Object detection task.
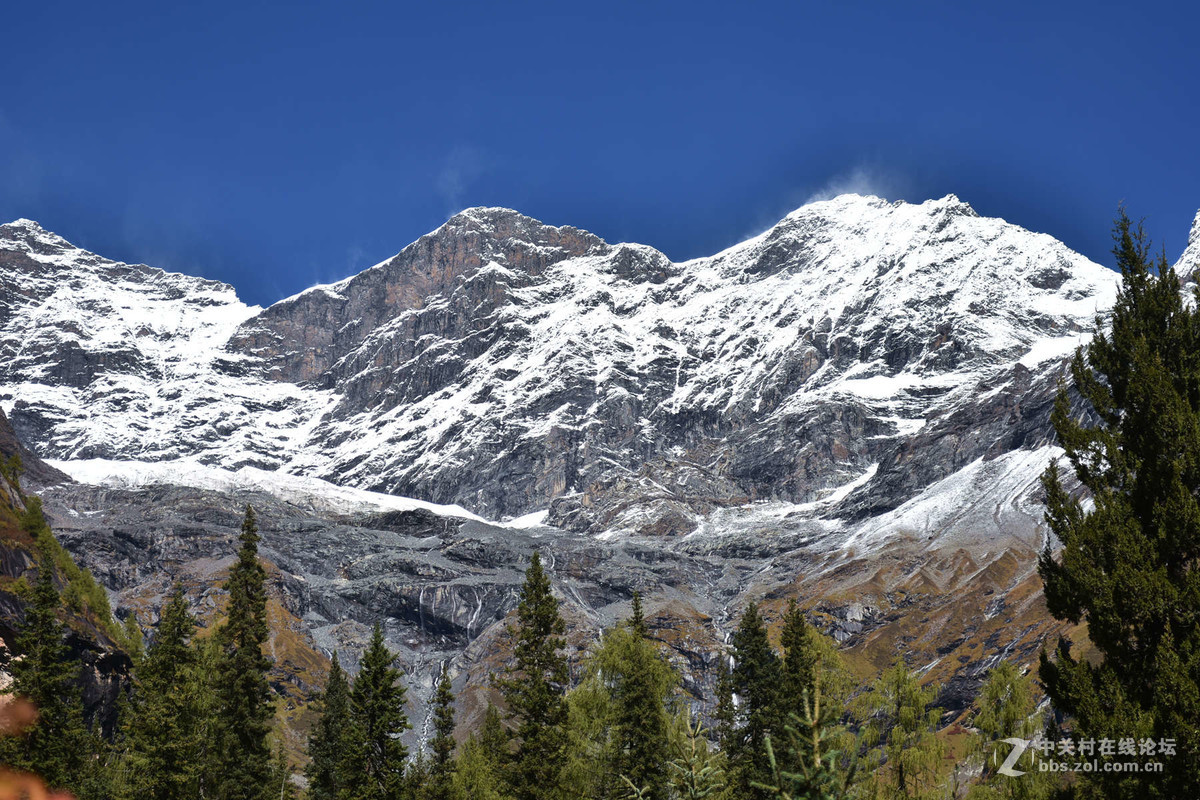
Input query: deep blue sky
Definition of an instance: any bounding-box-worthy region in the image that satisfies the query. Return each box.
[2,0,1197,307]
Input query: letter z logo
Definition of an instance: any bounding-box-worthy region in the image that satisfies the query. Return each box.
[997,737,1030,777]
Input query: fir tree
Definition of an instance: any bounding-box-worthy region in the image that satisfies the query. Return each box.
[342,622,410,800]
[729,603,782,799]
[496,551,569,800]
[0,548,88,792]
[611,604,673,800]
[667,713,726,800]
[270,740,297,800]
[713,656,736,758]
[778,601,817,725]
[119,588,207,800]
[305,652,352,800]
[213,504,275,800]
[477,704,510,767]
[428,663,458,800]
[451,735,509,800]
[1038,210,1200,797]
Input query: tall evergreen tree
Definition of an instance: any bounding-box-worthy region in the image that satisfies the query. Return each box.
[611,603,673,800]
[778,601,817,726]
[305,652,352,800]
[427,663,458,800]
[1039,210,1200,797]
[0,546,88,792]
[497,551,569,800]
[342,622,410,800]
[120,587,207,800]
[729,603,782,800]
[213,504,275,800]
[713,656,736,759]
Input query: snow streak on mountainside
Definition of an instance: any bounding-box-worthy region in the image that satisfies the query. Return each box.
[1,197,1121,530]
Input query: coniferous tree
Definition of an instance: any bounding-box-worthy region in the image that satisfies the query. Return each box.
[270,740,298,800]
[778,601,817,725]
[1038,210,1200,798]
[858,659,944,800]
[213,504,275,800]
[427,663,457,800]
[120,588,207,800]
[965,662,1051,800]
[305,652,352,800]
[667,713,726,800]
[497,551,569,800]
[0,548,88,792]
[713,656,736,759]
[729,603,782,799]
[477,704,510,767]
[342,622,410,800]
[611,600,673,800]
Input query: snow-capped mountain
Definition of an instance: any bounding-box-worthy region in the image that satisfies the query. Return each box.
[1,196,1119,531]
[9,196,1192,737]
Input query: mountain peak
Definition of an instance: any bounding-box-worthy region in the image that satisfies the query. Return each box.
[0,218,74,252]
[1177,208,1200,275]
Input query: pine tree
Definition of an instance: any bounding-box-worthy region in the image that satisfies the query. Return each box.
[213,504,275,800]
[713,656,736,758]
[270,740,297,800]
[729,603,782,799]
[427,663,458,800]
[858,659,944,800]
[611,603,673,800]
[0,548,88,792]
[496,551,569,800]
[119,588,207,800]
[305,652,352,800]
[778,601,817,726]
[1038,210,1200,797]
[342,622,410,800]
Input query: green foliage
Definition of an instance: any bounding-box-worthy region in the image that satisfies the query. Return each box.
[857,659,945,800]
[667,712,726,800]
[728,603,783,799]
[564,604,677,800]
[427,663,458,800]
[1038,210,1200,798]
[341,622,410,800]
[754,671,858,800]
[965,662,1053,800]
[452,734,511,800]
[0,553,89,792]
[213,504,275,800]
[121,613,144,663]
[497,551,569,800]
[270,739,298,800]
[0,452,23,493]
[117,588,210,800]
[305,652,352,800]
